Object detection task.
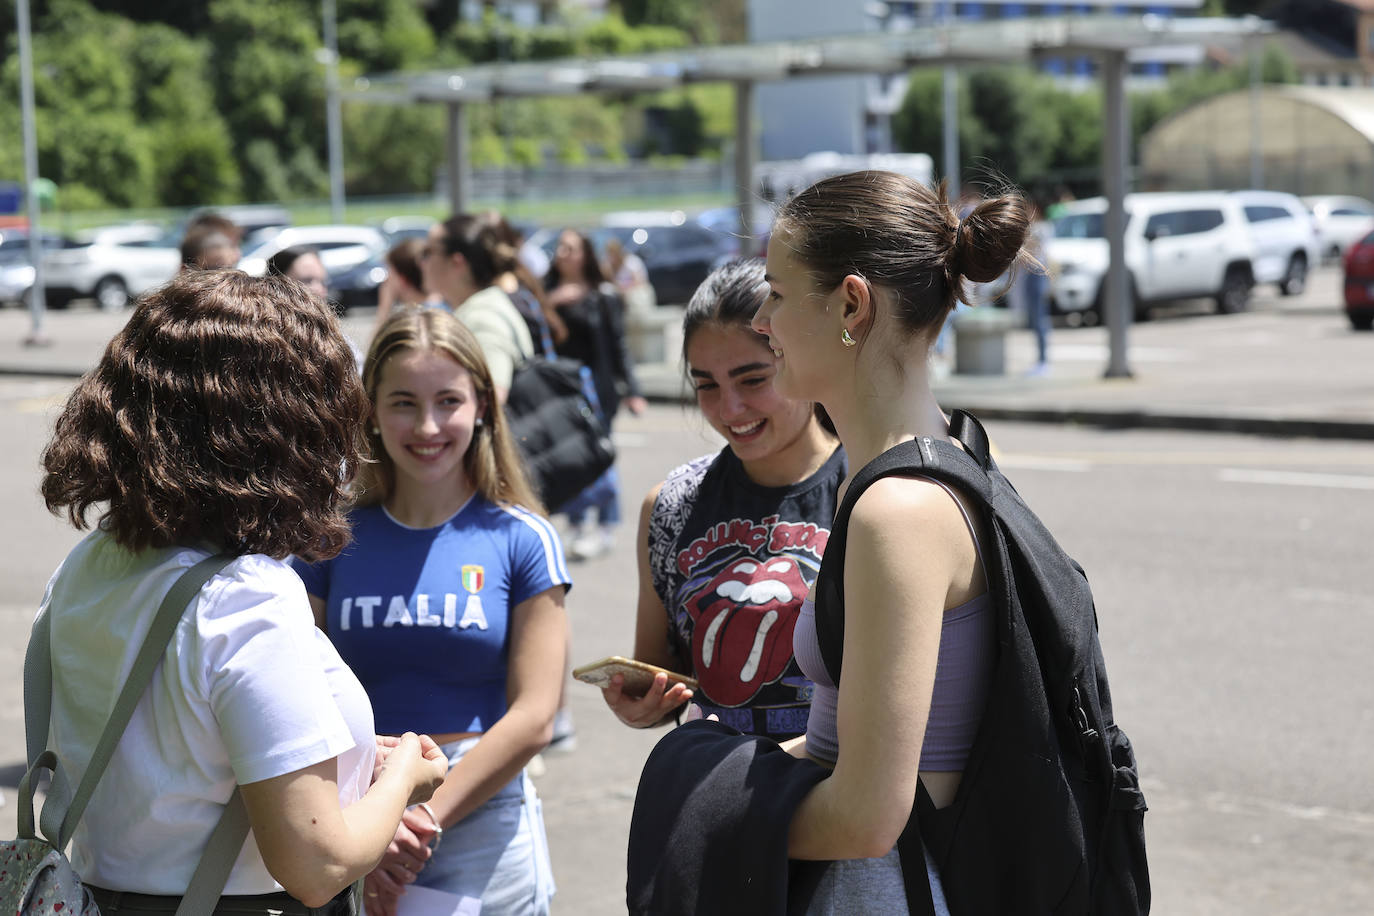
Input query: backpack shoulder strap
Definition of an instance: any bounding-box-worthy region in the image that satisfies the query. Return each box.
[38,553,237,850]
[813,418,995,686]
[25,552,260,911]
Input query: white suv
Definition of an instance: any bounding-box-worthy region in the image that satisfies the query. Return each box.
[1048,192,1257,321]
[237,225,389,277]
[1229,190,1321,296]
[41,223,180,311]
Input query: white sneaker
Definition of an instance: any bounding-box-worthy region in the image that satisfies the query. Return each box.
[547,708,577,755]
[570,528,613,561]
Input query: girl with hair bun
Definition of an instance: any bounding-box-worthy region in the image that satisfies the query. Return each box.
[293,307,569,916]
[751,170,1032,911]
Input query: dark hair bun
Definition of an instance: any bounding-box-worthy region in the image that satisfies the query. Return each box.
[952,194,1032,284]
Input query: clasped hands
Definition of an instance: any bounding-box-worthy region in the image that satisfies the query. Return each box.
[365,735,448,916]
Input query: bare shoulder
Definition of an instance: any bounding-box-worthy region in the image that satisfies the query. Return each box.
[848,475,972,556]
[638,481,666,527]
[850,474,965,527]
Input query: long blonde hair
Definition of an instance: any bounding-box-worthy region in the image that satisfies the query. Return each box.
[355,307,545,515]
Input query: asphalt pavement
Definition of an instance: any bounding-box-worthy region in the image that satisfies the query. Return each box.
[1,264,1366,440]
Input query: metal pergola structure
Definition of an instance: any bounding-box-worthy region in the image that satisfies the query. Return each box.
[346,14,1274,377]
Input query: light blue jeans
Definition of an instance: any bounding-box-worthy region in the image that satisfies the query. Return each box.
[803,845,949,915]
[413,738,555,916]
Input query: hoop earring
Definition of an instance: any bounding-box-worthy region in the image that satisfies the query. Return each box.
[841,328,857,348]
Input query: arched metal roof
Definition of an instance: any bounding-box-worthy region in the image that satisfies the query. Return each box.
[346,12,1273,379]
[345,14,1271,104]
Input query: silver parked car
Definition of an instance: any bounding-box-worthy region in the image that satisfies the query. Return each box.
[42,224,180,310]
[237,225,390,278]
[1302,194,1374,261]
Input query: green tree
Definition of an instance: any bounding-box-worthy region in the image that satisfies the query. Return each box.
[343,103,445,195]
[208,0,327,200]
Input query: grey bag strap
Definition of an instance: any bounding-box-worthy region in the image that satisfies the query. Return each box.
[23,553,252,912]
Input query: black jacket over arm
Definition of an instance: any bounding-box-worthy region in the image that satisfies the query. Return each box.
[628,720,832,916]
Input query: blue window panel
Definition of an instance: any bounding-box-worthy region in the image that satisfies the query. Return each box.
[1044,3,1065,13]
[1003,3,1028,16]
[1143,61,1165,77]
[1146,5,1174,14]
[1043,57,1067,75]
[1074,56,1093,76]
[961,3,987,20]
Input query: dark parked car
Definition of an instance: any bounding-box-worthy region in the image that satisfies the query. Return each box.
[591,216,738,306]
[329,252,390,312]
[1341,228,1374,330]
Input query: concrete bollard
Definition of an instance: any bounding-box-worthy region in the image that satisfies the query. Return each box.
[952,307,1018,376]
[625,305,685,365]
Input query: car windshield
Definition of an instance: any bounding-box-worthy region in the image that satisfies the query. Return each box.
[1055,212,1105,238]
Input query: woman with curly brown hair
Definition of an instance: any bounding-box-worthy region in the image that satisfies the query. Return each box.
[293,307,570,916]
[34,270,449,915]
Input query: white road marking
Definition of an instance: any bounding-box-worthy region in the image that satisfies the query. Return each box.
[1218,468,1374,491]
[997,455,1094,472]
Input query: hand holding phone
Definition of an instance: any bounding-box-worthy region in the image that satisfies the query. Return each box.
[578,656,699,729]
[573,656,698,696]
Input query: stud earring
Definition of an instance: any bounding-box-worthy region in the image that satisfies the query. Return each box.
[841,328,857,348]
[474,417,484,427]
[370,426,380,435]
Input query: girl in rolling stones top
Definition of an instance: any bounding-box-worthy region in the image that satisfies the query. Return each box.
[600,259,845,740]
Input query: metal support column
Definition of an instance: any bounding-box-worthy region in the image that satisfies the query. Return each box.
[1249,39,1263,190]
[734,80,757,245]
[446,101,470,215]
[1101,49,1132,379]
[322,0,345,223]
[17,0,48,346]
[942,65,960,200]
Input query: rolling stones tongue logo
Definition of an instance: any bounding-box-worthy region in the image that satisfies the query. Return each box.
[686,556,807,707]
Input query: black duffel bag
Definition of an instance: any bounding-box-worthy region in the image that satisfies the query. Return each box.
[505,356,616,513]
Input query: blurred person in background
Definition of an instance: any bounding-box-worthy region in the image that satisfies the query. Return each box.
[1012,199,1053,376]
[294,307,567,916]
[600,259,844,738]
[421,215,535,403]
[603,236,656,317]
[179,225,240,271]
[372,238,431,335]
[267,246,330,304]
[180,212,243,271]
[544,228,647,562]
[478,212,565,357]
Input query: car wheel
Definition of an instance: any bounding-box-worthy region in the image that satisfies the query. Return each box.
[1216,266,1252,314]
[1279,254,1307,297]
[1351,313,1374,332]
[94,275,130,312]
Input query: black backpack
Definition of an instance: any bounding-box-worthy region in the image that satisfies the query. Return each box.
[813,410,1149,915]
[505,355,616,513]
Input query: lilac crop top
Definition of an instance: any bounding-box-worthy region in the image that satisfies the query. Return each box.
[793,479,994,771]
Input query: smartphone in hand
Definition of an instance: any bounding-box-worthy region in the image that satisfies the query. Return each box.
[572,656,699,697]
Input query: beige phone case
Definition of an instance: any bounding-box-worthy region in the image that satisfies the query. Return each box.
[572,655,699,695]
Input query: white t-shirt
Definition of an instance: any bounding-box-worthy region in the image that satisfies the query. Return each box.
[40,529,375,895]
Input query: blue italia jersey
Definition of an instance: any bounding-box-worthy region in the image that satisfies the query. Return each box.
[293,498,570,736]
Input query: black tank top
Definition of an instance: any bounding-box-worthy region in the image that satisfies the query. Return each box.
[648,444,846,739]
